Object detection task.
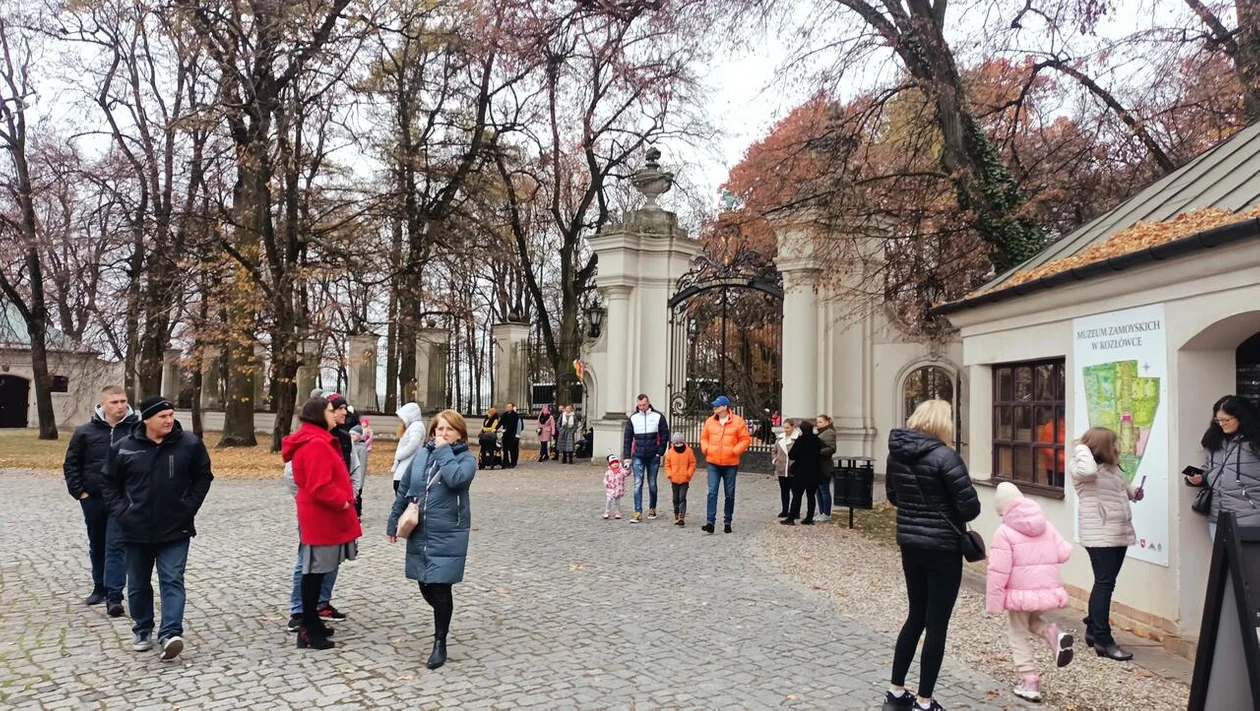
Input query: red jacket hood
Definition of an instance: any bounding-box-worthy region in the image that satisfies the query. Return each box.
[282,422,334,463]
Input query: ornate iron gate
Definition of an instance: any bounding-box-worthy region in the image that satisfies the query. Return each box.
[666,244,782,472]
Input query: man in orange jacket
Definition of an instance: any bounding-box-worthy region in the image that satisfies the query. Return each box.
[699,395,752,534]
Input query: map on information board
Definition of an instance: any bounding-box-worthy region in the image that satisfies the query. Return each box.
[1081,360,1161,484]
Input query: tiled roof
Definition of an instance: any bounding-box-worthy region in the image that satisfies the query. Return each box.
[971,121,1260,297]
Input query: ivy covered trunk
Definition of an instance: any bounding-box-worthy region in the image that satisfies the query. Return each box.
[897,5,1046,275]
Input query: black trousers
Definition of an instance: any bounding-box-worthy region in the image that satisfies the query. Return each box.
[419,582,453,639]
[777,477,791,515]
[1085,546,1127,646]
[787,480,817,521]
[502,437,520,468]
[891,547,963,699]
[671,482,689,515]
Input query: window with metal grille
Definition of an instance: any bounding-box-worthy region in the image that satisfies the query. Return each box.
[992,359,1066,494]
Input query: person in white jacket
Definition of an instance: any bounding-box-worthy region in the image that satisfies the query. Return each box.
[1068,427,1144,662]
[393,402,427,493]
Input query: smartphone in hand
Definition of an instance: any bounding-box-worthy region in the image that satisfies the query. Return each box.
[1181,465,1204,478]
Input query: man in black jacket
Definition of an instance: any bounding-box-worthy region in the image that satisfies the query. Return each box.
[100,396,214,662]
[63,385,137,616]
[498,402,523,469]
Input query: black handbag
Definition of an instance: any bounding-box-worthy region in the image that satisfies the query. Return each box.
[1192,442,1239,515]
[904,469,986,562]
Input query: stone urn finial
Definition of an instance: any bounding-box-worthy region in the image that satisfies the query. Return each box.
[630,146,673,209]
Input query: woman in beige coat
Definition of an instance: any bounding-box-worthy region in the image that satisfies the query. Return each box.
[1068,427,1145,662]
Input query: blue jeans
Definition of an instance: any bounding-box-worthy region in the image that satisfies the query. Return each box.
[816,474,833,516]
[289,538,338,615]
[632,456,660,513]
[79,496,126,601]
[125,538,191,642]
[706,465,738,526]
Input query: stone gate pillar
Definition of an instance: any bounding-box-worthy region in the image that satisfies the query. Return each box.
[587,148,701,458]
[491,320,530,411]
[415,327,447,414]
[773,214,878,457]
[347,333,380,412]
[199,346,223,410]
[251,343,268,411]
[296,339,322,399]
[775,221,822,420]
[161,349,182,402]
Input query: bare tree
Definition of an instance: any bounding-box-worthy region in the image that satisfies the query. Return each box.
[0,15,56,438]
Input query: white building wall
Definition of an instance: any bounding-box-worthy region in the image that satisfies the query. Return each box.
[0,348,124,430]
[947,239,1260,646]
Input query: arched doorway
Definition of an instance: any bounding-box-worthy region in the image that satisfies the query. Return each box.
[902,365,954,419]
[1237,331,1260,406]
[0,374,30,428]
[902,364,961,450]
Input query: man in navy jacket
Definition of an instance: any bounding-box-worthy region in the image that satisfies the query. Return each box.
[622,394,670,522]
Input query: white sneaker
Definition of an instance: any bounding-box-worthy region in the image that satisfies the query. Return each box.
[818,514,831,522]
[1013,673,1041,702]
[160,636,184,661]
[131,632,153,652]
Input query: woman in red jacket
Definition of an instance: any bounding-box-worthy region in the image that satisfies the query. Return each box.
[282,397,363,650]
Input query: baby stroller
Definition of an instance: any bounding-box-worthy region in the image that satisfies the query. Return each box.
[478,430,502,470]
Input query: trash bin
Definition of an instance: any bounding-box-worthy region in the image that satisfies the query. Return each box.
[833,456,875,528]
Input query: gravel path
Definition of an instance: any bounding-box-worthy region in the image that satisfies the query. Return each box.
[755,499,1191,710]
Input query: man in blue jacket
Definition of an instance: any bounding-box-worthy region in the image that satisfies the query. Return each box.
[100,397,214,662]
[63,385,137,617]
[622,394,670,522]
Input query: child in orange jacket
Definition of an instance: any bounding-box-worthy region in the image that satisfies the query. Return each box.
[664,432,697,526]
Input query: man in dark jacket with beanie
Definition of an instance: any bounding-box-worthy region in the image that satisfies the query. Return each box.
[100,396,214,662]
[63,385,137,616]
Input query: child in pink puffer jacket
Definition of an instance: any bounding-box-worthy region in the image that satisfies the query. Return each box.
[986,482,1075,703]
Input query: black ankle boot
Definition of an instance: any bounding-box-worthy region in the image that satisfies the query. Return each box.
[297,625,335,650]
[427,637,448,669]
[1094,642,1132,661]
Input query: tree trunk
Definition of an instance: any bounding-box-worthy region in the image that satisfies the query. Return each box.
[888,4,1045,273]
[1238,0,1260,121]
[397,286,419,405]
[384,219,402,412]
[270,332,300,452]
[218,143,267,447]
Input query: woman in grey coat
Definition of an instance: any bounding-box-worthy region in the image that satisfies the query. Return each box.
[556,405,583,465]
[1188,396,1260,541]
[387,409,477,670]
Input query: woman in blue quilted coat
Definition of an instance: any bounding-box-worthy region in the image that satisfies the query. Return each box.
[387,409,476,670]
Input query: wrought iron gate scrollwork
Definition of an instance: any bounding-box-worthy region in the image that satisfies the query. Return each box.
[666,241,783,472]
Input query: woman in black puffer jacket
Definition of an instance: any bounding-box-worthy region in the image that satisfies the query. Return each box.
[882,399,980,711]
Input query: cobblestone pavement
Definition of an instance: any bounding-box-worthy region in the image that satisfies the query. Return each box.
[0,463,1024,710]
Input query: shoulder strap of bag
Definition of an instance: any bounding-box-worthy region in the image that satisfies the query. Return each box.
[1207,439,1241,491]
[902,466,967,536]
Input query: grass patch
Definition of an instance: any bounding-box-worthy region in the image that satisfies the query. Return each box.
[0,428,402,479]
[837,501,898,547]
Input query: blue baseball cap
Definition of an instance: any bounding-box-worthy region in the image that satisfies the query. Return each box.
[711,395,731,407]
